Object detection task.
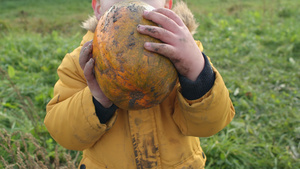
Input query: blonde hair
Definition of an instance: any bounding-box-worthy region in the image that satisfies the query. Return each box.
[83,0,198,34]
[96,0,168,3]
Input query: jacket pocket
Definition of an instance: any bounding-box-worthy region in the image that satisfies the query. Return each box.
[172,150,206,169]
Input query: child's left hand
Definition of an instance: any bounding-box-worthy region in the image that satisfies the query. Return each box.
[137,8,205,81]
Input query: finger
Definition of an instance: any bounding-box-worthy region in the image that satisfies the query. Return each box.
[137,24,175,44]
[80,40,93,56]
[153,8,185,27]
[84,58,96,82]
[79,40,93,70]
[143,10,179,33]
[144,42,178,62]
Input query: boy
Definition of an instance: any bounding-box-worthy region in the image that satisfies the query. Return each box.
[45,0,235,168]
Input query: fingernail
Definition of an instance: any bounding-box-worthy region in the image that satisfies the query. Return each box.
[144,42,151,48]
[144,10,149,15]
[88,43,93,50]
[89,58,94,63]
[137,24,144,30]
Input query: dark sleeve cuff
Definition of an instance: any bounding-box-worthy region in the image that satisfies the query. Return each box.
[178,53,215,100]
[92,97,118,124]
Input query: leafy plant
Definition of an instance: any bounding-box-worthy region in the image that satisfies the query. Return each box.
[0,129,80,169]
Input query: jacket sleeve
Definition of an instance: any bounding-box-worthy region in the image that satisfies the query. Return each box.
[179,53,215,100]
[44,33,117,151]
[172,41,235,137]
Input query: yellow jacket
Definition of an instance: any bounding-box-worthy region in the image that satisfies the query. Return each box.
[45,31,235,169]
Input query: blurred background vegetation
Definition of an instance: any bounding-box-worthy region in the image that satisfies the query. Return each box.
[0,0,299,168]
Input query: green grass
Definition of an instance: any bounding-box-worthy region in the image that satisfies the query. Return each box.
[189,0,300,168]
[0,0,92,35]
[1,0,299,168]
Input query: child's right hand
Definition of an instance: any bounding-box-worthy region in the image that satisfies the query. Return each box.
[79,40,113,108]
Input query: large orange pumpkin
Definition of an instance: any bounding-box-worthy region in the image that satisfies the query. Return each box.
[93,0,177,110]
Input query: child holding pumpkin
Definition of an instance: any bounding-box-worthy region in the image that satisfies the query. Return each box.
[45,0,235,168]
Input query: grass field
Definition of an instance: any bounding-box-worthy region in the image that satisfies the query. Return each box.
[0,0,299,168]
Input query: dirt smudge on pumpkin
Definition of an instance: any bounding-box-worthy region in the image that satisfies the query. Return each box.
[114,25,120,30]
[144,50,157,66]
[111,6,122,23]
[129,91,144,108]
[116,51,124,58]
[128,42,136,47]
[113,13,122,23]
[116,51,125,73]
[101,18,110,33]
[112,39,119,47]
[113,16,120,23]
[127,4,138,13]
[153,92,160,100]
[127,33,136,49]
[150,87,155,92]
